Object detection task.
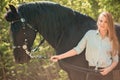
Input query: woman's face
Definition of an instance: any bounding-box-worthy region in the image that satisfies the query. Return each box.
[97,14,108,32]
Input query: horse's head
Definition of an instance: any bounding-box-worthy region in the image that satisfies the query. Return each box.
[5,5,37,63]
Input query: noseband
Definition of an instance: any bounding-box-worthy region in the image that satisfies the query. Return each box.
[12,18,45,59]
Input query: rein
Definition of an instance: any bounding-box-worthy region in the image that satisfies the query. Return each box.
[59,60,100,73]
[12,18,45,59]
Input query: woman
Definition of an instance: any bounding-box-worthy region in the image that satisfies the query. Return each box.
[50,12,119,80]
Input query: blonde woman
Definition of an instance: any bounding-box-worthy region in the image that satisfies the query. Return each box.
[50,12,119,80]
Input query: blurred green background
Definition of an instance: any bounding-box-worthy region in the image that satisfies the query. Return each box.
[0,0,120,80]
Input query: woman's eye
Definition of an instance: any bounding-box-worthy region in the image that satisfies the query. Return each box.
[100,20,102,22]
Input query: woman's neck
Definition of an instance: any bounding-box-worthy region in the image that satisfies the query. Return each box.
[99,30,108,39]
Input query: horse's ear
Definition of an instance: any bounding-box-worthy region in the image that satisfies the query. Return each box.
[5,7,9,11]
[9,4,17,13]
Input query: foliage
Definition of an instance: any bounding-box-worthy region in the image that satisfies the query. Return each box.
[0,0,120,80]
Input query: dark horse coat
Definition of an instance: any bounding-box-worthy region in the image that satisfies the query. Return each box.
[5,1,120,80]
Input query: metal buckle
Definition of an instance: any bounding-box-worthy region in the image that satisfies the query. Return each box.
[94,66,98,72]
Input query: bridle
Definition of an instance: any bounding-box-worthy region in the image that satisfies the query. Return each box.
[11,18,45,59]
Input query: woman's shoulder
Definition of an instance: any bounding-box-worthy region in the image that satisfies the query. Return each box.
[84,30,97,38]
[86,30,97,34]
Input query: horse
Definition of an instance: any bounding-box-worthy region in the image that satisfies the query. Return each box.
[5,1,120,80]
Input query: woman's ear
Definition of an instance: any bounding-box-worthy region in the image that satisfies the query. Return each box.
[9,4,17,13]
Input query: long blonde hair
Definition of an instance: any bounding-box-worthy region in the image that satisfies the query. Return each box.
[98,12,119,55]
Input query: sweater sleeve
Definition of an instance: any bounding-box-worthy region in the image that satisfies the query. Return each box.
[112,54,119,62]
[73,30,90,55]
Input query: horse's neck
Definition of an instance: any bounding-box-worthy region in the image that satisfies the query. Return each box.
[37,28,60,49]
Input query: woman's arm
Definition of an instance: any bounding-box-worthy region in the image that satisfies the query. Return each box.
[50,30,90,62]
[50,49,77,62]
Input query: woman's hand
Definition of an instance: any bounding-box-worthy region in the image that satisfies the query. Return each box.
[50,55,60,62]
[99,67,111,76]
[100,61,118,76]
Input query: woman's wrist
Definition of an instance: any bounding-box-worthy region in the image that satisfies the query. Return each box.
[108,61,118,71]
[58,55,62,60]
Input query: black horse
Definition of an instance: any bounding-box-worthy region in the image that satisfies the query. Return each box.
[5,1,120,80]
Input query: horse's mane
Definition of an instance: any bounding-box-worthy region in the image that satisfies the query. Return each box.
[18,1,93,31]
[18,2,73,25]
